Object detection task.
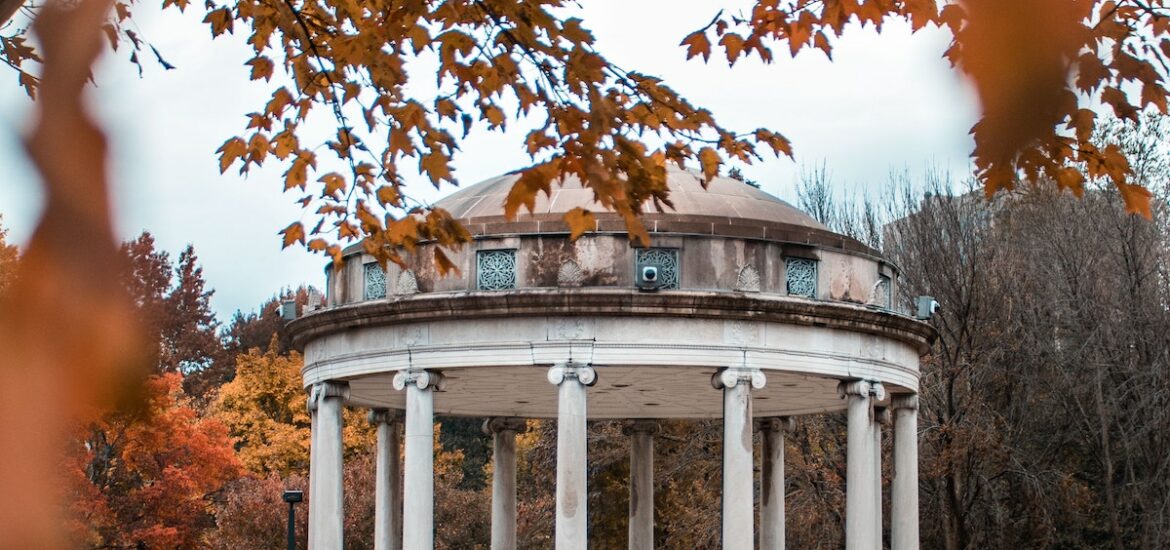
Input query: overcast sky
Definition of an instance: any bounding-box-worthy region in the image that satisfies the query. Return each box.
[0,1,979,319]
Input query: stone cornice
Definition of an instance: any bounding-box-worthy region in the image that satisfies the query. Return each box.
[288,289,937,354]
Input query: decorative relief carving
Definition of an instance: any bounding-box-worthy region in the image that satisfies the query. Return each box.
[837,379,885,401]
[392,369,446,391]
[399,325,426,347]
[785,257,817,298]
[861,334,883,359]
[891,394,919,411]
[482,417,529,435]
[368,408,401,425]
[307,380,350,412]
[869,274,891,308]
[547,363,597,386]
[734,265,761,292]
[557,261,584,287]
[754,416,795,433]
[396,270,419,295]
[554,318,587,340]
[710,367,766,390]
[724,320,759,346]
[477,250,517,290]
[364,263,387,300]
[635,248,679,289]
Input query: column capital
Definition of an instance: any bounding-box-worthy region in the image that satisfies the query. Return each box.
[622,419,661,436]
[711,367,766,390]
[891,394,919,411]
[483,417,528,435]
[874,406,891,425]
[368,408,402,426]
[392,368,446,391]
[837,379,885,401]
[754,416,795,434]
[308,380,351,411]
[547,363,597,386]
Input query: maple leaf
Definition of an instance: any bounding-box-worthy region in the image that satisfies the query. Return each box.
[681,31,711,62]
[433,248,460,277]
[719,33,745,64]
[216,137,246,173]
[280,222,305,248]
[563,207,596,241]
[246,56,273,81]
[1117,183,1154,219]
[698,147,721,182]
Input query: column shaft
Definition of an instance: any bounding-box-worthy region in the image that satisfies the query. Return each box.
[555,371,589,550]
[759,418,791,550]
[841,381,878,550]
[307,395,319,550]
[891,396,920,550]
[372,411,402,550]
[487,418,526,550]
[873,408,888,548]
[310,382,347,550]
[627,421,658,550]
[715,368,764,550]
[403,381,435,549]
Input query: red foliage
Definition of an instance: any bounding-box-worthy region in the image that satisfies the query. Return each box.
[64,373,241,548]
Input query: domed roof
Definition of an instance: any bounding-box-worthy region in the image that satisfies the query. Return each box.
[436,165,827,231]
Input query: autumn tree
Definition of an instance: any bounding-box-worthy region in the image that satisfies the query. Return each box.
[212,422,487,550]
[120,233,220,375]
[212,340,374,476]
[780,115,1170,549]
[60,234,241,548]
[66,372,241,548]
[185,285,315,398]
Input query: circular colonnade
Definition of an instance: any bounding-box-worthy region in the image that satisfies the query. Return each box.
[289,167,934,550]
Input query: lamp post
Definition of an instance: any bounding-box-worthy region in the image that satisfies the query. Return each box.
[283,490,304,550]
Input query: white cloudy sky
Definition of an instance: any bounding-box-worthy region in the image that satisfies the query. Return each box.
[0,1,979,319]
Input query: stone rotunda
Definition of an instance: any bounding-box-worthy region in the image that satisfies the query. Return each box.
[288,166,935,550]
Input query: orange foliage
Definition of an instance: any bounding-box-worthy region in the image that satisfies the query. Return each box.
[692,0,1165,218]
[65,373,241,548]
[4,0,1166,269]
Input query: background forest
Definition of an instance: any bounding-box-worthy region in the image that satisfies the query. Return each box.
[1,117,1167,549]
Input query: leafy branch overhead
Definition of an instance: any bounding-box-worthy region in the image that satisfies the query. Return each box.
[2,0,1168,268]
[684,0,1168,217]
[203,0,791,269]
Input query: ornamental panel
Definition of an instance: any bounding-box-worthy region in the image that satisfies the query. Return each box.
[635,248,679,289]
[785,257,817,298]
[364,263,387,300]
[876,274,892,309]
[477,250,517,291]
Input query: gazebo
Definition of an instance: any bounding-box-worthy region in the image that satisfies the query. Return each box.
[287,166,935,550]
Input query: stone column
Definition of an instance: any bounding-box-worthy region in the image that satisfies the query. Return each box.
[891,395,920,550]
[873,406,890,548]
[393,369,446,550]
[309,381,349,550]
[370,409,402,550]
[484,417,528,550]
[547,363,597,550]
[839,379,884,550]
[758,417,794,550]
[624,420,660,550]
[307,388,319,550]
[712,367,767,550]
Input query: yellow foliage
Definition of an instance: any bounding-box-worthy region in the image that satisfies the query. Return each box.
[211,341,373,476]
